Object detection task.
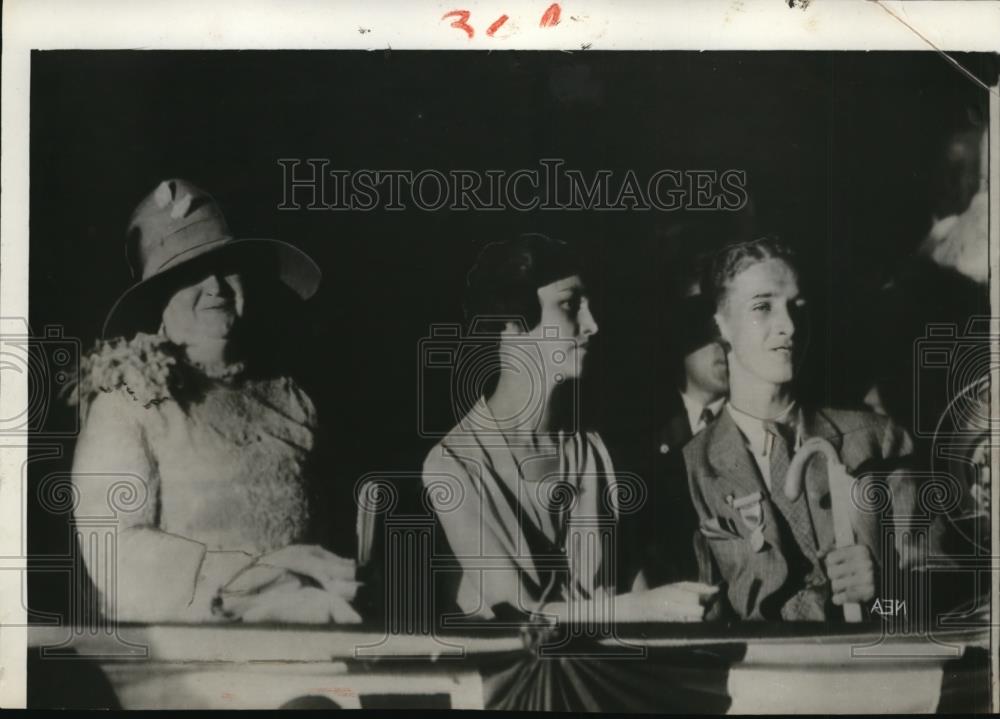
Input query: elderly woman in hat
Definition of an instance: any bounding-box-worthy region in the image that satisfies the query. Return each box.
[70,179,359,624]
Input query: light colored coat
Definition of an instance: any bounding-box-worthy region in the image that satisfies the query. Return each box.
[71,333,320,622]
[422,399,620,620]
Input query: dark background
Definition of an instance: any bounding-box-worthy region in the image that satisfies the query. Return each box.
[27,50,993,620]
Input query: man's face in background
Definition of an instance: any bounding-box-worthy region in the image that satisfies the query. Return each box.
[676,278,729,400]
[682,341,729,398]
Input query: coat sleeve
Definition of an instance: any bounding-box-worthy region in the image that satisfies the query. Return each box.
[858,413,964,616]
[72,391,253,622]
[877,416,947,570]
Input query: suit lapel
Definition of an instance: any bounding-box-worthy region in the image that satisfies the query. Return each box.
[659,410,692,456]
[707,411,788,553]
[706,410,788,608]
[670,404,693,446]
[800,407,844,453]
[707,409,768,500]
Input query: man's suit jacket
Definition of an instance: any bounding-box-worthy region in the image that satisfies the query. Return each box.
[680,405,938,621]
[655,398,695,461]
[603,392,708,592]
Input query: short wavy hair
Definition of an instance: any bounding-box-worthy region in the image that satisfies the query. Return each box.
[464,233,582,334]
[705,235,799,311]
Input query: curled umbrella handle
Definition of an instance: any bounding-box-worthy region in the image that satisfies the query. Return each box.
[785,437,841,501]
[784,436,863,623]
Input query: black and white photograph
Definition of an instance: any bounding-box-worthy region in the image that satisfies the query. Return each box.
[1,0,997,712]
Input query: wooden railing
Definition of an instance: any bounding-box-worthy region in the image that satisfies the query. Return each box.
[27,620,990,711]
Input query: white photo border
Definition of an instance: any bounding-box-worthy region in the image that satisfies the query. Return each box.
[2,0,998,709]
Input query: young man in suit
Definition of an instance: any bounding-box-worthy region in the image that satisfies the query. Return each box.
[656,262,729,459]
[680,236,942,621]
[621,255,729,593]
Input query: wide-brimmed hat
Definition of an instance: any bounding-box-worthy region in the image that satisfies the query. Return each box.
[102,179,321,338]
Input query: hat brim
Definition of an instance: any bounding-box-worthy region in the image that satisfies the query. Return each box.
[102,238,321,339]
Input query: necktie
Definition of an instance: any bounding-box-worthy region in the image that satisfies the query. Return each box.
[763,419,828,621]
[698,406,716,432]
[763,420,818,555]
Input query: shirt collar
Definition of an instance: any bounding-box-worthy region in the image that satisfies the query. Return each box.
[725,401,800,457]
[679,391,726,432]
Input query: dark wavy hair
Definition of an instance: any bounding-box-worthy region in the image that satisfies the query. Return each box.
[463,233,582,334]
[704,234,799,312]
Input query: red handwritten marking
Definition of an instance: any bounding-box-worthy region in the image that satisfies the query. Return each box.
[486,14,509,37]
[539,3,561,27]
[442,10,474,39]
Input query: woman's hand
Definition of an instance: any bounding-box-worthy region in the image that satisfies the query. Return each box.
[214,544,362,624]
[615,581,719,622]
[254,544,361,600]
[236,582,362,625]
